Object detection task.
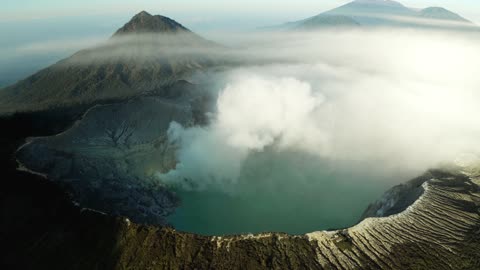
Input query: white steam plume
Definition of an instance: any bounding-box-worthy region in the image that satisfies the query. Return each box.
[158,28,480,191]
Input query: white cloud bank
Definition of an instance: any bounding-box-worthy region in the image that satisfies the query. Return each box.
[156,28,480,191]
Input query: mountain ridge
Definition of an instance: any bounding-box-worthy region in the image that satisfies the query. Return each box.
[274,0,474,30]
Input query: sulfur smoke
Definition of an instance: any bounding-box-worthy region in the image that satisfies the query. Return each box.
[158,28,480,192]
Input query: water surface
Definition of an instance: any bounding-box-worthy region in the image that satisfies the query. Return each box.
[167,151,409,235]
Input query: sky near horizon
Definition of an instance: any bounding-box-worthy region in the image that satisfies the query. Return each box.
[1,0,479,87]
[2,1,480,44]
[2,0,480,45]
[3,0,480,27]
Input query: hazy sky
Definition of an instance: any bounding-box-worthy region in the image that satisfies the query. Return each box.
[3,0,480,28]
[1,0,479,87]
[2,0,479,44]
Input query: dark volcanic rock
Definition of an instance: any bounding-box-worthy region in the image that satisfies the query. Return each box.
[360,170,428,219]
[15,89,201,225]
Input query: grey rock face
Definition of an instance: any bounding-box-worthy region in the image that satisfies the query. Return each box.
[16,95,197,225]
[360,170,429,219]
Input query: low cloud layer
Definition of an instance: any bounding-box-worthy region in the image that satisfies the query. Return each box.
[158,28,480,192]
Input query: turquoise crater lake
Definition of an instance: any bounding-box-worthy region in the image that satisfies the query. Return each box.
[166,151,410,236]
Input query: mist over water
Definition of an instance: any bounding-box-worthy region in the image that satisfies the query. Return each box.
[158,28,480,234]
[167,150,411,235]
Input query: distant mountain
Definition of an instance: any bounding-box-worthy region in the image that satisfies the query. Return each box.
[295,15,360,30]
[325,0,415,26]
[328,0,414,17]
[274,0,474,30]
[0,11,218,114]
[418,7,471,23]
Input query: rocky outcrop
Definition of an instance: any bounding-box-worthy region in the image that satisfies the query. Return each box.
[359,171,428,219]
[14,83,208,225]
[302,169,480,269]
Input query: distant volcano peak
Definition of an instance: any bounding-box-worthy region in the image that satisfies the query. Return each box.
[113,11,190,36]
[136,10,152,17]
[352,0,405,7]
[419,7,471,22]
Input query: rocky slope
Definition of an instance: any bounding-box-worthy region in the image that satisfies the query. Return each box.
[14,80,211,225]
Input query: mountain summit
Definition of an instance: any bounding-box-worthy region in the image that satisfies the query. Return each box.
[114,11,190,35]
[349,0,407,8]
[330,0,413,15]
